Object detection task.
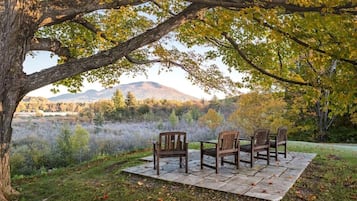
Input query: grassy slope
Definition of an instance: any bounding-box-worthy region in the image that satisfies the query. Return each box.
[12,143,357,201]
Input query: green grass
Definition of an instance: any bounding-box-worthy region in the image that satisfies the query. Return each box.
[12,142,357,201]
[283,142,357,201]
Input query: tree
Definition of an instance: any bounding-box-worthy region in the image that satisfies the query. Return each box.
[125,91,137,108]
[0,1,355,200]
[70,125,90,163]
[199,108,223,132]
[179,4,356,140]
[228,92,292,136]
[125,91,137,119]
[112,90,126,110]
[56,124,73,165]
[169,109,179,129]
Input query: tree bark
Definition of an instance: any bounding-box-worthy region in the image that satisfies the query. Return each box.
[0,1,35,199]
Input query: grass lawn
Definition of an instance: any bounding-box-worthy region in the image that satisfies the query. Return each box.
[12,142,357,201]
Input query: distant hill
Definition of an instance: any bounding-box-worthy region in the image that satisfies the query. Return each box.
[48,81,199,102]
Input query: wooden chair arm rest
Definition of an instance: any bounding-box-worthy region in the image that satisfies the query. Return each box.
[200,141,217,145]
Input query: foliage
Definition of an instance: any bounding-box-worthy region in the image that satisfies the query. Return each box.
[182,110,194,125]
[54,124,90,165]
[125,91,137,108]
[10,136,50,176]
[326,127,357,143]
[93,112,104,127]
[169,109,179,129]
[228,92,292,135]
[199,108,223,131]
[70,125,90,163]
[176,4,356,141]
[56,124,74,165]
[112,90,126,110]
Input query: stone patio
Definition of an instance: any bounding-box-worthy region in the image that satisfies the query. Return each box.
[123,150,316,201]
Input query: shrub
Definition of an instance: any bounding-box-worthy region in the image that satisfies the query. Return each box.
[327,127,357,143]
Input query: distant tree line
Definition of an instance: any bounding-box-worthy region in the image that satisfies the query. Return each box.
[10,89,356,177]
[17,89,356,143]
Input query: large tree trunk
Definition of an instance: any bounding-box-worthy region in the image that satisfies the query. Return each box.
[0,2,32,200]
[0,144,18,201]
[0,95,22,201]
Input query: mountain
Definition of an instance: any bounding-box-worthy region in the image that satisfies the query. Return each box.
[48,81,199,102]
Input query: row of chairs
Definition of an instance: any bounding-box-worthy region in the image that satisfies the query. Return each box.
[153,127,287,175]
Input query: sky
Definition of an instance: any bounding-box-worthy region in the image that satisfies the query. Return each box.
[23,51,241,100]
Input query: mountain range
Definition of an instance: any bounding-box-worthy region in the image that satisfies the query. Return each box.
[47,81,199,102]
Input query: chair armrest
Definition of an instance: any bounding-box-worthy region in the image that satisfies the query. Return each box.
[269,135,277,139]
[200,141,218,145]
[200,141,217,150]
[184,142,189,151]
[153,141,161,151]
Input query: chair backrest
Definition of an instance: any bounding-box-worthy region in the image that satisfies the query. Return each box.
[277,126,288,143]
[159,131,186,151]
[218,130,239,150]
[253,129,270,146]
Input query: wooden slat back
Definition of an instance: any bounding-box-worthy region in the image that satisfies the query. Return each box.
[254,129,270,146]
[159,132,186,151]
[219,130,239,150]
[277,127,287,142]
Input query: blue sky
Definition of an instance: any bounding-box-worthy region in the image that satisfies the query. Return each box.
[23,51,235,100]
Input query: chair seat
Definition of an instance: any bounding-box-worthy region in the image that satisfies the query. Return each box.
[201,148,216,156]
[270,141,286,147]
[240,144,251,152]
[241,144,267,152]
[156,150,187,157]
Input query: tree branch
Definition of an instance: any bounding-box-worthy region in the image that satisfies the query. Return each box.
[71,16,117,44]
[29,38,71,58]
[187,0,357,15]
[38,0,147,27]
[23,3,207,95]
[151,1,177,16]
[222,32,312,87]
[253,17,357,66]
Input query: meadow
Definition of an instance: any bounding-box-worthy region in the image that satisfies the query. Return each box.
[10,117,357,201]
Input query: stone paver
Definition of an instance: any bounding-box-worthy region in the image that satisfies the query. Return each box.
[123,150,316,201]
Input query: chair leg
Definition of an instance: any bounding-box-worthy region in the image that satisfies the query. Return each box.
[284,144,287,158]
[153,144,156,170]
[236,152,239,169]
[185,154,188,173]
[221,157,224,166]
[180,156,182,168]
[200,143,203,170]
[250,150,254,168]
[275,146,278,160]
[156,155,160,175]
[215,156,219,174]
[153,153,156,170]
[267,147,270,165]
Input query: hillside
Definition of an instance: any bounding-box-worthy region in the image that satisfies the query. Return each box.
[48,81,199,102]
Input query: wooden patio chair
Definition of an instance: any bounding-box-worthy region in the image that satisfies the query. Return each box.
[270,126,288,160]
[153,131,188,175]
[240,128,270,168]
[200,130,240,174]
